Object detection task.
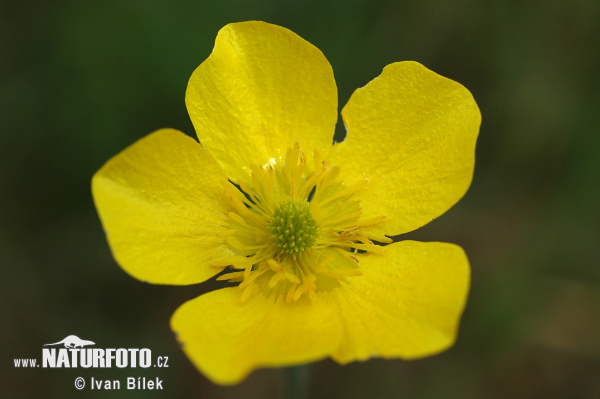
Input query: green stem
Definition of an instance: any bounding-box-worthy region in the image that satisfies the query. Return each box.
[284,365,309,399]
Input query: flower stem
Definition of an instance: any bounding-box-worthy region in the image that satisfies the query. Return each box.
[284,365,309,399]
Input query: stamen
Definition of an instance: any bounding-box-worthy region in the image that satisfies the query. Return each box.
[215,142,388,302]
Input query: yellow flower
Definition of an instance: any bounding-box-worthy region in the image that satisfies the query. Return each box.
[92,21,480,385]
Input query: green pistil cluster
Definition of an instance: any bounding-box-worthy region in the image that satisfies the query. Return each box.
[269,198,318,257]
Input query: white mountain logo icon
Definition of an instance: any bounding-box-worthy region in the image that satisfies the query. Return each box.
[43,335,95,348]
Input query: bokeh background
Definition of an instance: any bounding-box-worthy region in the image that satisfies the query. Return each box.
[2,0,599,398]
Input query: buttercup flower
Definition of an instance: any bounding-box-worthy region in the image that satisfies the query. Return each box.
[92,21,480,385]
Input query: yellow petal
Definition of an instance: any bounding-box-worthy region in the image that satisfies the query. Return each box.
[333,61,481,236]
[171,288,342,385]
[92,129,233,285]
[322,240,470,363]
[186,21,337,184]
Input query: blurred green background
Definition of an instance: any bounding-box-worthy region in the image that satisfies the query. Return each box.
[2,0,599,398]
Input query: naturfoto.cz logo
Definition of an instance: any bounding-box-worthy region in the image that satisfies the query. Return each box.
[14,335,168,390]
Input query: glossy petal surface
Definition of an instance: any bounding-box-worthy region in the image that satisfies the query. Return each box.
[324,240,470,363]
[92,129,233,284]
[333,61,481,236]
[171,288,343,385]
[186,21,337,184]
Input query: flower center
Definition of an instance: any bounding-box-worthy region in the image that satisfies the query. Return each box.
[269,199,318,257]
[212,142,389,303]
